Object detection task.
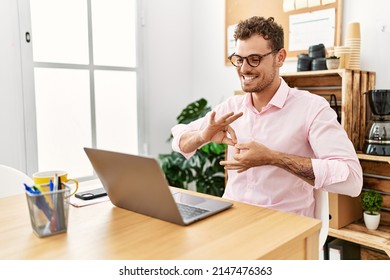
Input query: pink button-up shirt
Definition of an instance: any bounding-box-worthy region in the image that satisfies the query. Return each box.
[171,78,363,217]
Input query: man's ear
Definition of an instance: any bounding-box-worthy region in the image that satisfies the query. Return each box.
[276,48,287,67]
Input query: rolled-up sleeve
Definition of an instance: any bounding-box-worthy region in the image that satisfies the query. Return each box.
[309,105,363,197]
[312,158,362,197]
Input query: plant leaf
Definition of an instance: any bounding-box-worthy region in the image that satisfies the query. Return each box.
[177,98,211,124]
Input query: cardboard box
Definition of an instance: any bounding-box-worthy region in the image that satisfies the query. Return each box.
[329,193,362,229]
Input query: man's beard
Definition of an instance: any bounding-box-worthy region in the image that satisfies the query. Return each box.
[241,67,277,93]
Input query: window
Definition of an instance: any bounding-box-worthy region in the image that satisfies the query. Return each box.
[28,0,139,179]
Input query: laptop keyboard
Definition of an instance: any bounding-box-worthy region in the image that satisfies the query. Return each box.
[177,203,210,219]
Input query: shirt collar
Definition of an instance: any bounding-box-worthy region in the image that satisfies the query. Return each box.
[268,78,289,109]
[244,78,289,110]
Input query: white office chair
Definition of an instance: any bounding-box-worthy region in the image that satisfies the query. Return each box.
[313,188,329,257]
[0,164,33,198]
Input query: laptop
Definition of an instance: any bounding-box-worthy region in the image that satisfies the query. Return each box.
[83,147,233,225]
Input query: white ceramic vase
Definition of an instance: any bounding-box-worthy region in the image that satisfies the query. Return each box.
[363,211,381,230]
[326,58,340,70]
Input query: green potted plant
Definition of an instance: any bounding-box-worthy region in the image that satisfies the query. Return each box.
[326,55,340,70]
[158,98,227,197]
[361,190,383,230]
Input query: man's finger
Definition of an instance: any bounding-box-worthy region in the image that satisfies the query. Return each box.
[226,126,237,143]
[223,137,236,146]
[226,112,243,124]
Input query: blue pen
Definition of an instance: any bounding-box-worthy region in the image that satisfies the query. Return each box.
[24,183,39,194]
[49,179,54,192]
[25,183,53,220]
[32,185,44,193]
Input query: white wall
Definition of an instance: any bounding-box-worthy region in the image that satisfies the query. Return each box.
[141,0,193,156]
[190,0,240,105]
[1,0,390,176]
[342,0,390,87]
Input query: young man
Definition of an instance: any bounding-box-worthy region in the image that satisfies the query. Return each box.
[171,16,362,218]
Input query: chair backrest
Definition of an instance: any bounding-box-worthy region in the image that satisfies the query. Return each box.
[313,188,329,253]
[0,165,33,198]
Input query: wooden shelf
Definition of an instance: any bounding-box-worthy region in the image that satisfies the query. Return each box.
[281,69,345,78]
[357,152,390,164]
[328,220,390,257]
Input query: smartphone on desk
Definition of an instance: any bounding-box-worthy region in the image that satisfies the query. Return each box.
[75,187,107,200]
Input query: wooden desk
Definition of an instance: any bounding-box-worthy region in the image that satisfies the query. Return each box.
[0,188,321,260]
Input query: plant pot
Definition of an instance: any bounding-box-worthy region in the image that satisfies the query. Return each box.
[326,58,340,70]
[363,211,381,230]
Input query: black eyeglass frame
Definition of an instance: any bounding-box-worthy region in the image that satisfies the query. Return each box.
[228,50,277,67]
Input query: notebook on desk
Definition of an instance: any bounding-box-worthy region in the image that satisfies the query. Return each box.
[84,147,233,225]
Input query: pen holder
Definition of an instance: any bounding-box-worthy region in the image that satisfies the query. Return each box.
[25,185,70,237]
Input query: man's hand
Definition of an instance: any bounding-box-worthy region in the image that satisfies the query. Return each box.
[178,111,243,153]
[220,141,272,173]
[220,141,315,185]
[200,111,244,146]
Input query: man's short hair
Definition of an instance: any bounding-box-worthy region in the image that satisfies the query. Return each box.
[234,16,284,51]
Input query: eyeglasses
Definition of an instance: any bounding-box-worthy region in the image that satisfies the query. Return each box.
[228,50,276,67]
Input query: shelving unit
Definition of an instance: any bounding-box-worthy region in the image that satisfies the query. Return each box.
[328,220,390,257]
[351,154,390,258]
[281,70,390,259]
[357,153,390,164]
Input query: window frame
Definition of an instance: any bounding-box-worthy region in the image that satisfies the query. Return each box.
[18,0,145,179]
